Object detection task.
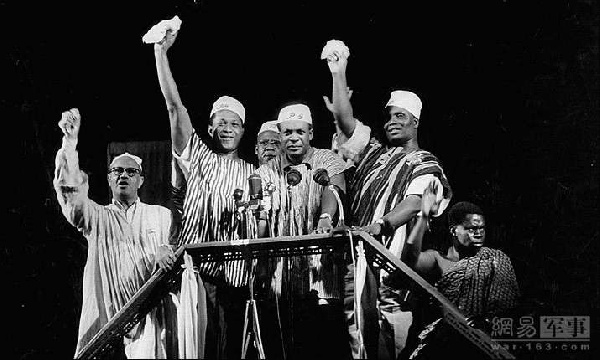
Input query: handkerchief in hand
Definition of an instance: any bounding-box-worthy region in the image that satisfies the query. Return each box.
[320,39,350,60]
[142,16,183,44]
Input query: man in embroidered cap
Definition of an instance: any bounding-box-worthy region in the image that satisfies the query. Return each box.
[53,108,173,358]
[253,102,349,358]
[323,43,453,359]
[151,25,255,359]
[255,120,281,165]
[257,103,346,234]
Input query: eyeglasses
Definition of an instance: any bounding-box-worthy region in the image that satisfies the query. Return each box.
[258,139,281,146]
[109,167,141,177]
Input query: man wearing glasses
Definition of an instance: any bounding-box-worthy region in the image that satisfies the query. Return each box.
[53,108,173,358]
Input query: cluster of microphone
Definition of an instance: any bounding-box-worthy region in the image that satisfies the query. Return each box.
[233,165,334,215]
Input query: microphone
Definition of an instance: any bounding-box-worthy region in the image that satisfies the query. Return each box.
[284,163,312,187]
[248,174,263,201]
[234,188,244,202]
[233,188,245,209]
[248,174,263,212]
[313,168,330,186]
[284,166,302,186]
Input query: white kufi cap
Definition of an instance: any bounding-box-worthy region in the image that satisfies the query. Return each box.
[258,120,280,135]
[210,96,246,123]
[276,104,312,125]
[111,152,143,171]
[385,90,423,119]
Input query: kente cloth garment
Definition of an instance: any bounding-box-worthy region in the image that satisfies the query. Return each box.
[351,145,452,232]
[409,247,520,359]
[255,148,346,299]
[345,129,453,359]
[174,130,256,287]
[437,247,520,318]
[350,144,452,263]
[54,144,172,358]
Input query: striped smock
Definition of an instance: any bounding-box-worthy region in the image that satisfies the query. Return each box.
[174,131,256,287]
[53,145,172,357]
[255,148,346,299]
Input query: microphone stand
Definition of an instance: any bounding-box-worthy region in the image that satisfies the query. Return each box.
[241,194,266,359]
[281,168,302,360]
[315,171,368,357]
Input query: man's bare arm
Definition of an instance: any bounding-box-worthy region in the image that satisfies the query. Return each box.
[316,173,346,233]
[328,51,356,137]
[401,181,442,274]
[153,30,193,154]
[55,108,83,186]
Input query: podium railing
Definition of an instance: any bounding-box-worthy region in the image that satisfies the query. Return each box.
[75,230,513,359]
[355,230,514,359]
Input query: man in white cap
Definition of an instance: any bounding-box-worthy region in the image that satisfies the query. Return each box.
[323,44,453,359]
[53,108,173,358]
[255,120,281,165]
[253,102,349,358]
[152,27,255,359]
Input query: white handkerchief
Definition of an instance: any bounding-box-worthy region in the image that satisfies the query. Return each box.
[142,16,183,44]
[320,39,350,60]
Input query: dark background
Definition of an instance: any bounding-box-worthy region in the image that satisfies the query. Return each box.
[3,0,598,358]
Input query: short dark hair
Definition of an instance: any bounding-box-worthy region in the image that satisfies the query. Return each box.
[447,201,484,227]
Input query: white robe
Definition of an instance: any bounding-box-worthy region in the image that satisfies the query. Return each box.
[54,145,172,358]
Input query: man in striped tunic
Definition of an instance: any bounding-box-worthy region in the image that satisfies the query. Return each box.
[153,28,255,359]
[254,103,349,358]
[54,108,172,358]
[324,44,453,359]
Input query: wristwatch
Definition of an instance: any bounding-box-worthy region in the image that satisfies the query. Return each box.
[319,213,333,221]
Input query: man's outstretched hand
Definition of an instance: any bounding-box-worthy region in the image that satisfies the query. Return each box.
[421,180,441,217]
[323,87,353,113]
[315,217,334,234]
[156,244,177,271]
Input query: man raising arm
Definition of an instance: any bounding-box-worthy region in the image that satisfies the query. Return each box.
[54,108,172,358]
[148,18,256,359]
[323,40,452,360]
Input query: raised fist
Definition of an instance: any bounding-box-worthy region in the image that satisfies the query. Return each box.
[154,29,178,53]
[58,108,81,141]
[321,40,350,74]
[326,50,348,74]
